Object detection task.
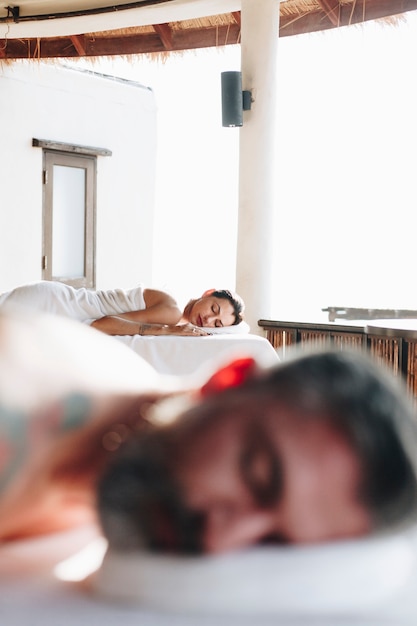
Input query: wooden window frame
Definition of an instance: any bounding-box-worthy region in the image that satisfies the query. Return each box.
[33,138,111,289]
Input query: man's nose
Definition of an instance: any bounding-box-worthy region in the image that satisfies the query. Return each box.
[203,508,279,554]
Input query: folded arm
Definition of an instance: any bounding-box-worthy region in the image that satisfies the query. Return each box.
[90,288,185,335]
[91,317,209,337]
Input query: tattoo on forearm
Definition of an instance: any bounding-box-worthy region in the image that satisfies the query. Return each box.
[0,394,92,491]
[137,323,167,336]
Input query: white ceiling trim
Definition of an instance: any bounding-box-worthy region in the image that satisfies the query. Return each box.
[1,0,241,39]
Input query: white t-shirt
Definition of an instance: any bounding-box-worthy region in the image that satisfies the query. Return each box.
[0,281,146,325]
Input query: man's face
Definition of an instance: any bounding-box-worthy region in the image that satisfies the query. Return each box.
[102,390,371,555]
[169,397,370,553]
[184,296,235,328]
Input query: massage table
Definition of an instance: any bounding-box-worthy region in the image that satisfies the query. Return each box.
[2,523,417,625]
[114,331,279,376]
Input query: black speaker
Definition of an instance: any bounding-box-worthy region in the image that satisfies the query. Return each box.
[221,71,243,127]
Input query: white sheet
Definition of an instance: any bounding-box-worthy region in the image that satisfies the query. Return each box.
[2,526,417,625]
[0,281,146,326]
[113,334,279,377]
[200,320,250,334]
[94,534,417,615]
[0,310,171,414]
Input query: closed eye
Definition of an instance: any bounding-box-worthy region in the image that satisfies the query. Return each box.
[258,532,290,545]
[240,423,283,508]
[212,303,223,327]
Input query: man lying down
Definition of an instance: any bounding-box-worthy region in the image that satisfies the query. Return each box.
[97,351,417,555]
[1,309,417,612]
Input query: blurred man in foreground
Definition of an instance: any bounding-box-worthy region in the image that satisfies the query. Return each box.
[98,348,417,553]
[0,309,416,552]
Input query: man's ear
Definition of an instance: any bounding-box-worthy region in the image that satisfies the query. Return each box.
[201,288,216,298]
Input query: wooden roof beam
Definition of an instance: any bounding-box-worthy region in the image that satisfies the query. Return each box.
[153,23,172,50]
[317,0,340,26]
[0,25,242,59]
[279,0,417,36]
[70,35,87,56]
[231,11,241,26]
[2,1,417,60]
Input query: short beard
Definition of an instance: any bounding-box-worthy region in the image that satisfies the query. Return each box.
[97,432,205,555]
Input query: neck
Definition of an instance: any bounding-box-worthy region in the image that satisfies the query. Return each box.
[182,299,195,322]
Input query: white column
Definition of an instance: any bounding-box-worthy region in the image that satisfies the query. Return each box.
[236,0,280,335]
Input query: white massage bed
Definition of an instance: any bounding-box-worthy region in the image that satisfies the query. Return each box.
[0,280,279,375]
[2,523,417,625]
[114,332,279,376]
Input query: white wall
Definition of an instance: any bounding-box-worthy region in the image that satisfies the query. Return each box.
[74,16,417,321]
[3,14,417,319]
[271,17,417,319]
[132,18,417,318]
[77,49,241,309]
[0,62,157,292]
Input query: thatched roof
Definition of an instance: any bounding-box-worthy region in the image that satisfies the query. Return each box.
[0,0,415,60]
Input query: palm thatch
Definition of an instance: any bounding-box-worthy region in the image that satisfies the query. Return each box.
[0,0,415,61]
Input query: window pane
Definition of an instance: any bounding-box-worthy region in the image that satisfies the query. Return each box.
[52,165,86,278]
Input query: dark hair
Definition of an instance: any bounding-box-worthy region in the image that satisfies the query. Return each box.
[211,290,245,325]
[97,348,417,552]
[252,349,417,532]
